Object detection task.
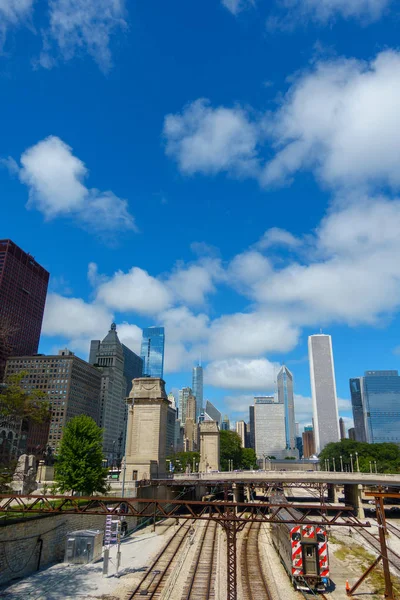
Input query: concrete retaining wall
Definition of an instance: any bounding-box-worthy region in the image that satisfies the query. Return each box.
[0,513,109,587]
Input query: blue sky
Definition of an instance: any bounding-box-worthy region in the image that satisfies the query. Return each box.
[2,0,400,432]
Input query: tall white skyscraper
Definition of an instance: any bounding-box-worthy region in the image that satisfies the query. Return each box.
[308,334,340,453]
[277,365,296,451]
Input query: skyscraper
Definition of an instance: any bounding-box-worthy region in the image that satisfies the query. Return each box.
[339,417,346,440]
[178,387,193,424]
[254,396,286,459]
[192,365,203,421]
[308,334,340,453]
[349,378,367,442]
[362,370,400,444]
[140,327,165,379]
[89,324,142,461]
[5,349,101,453]
[249,405,255,450]
[221,415,230,431]
[0,239,49,380]
[236,420,246,447]
[302,426,315,458]
[205,400,222,425]
[277,365,296,451]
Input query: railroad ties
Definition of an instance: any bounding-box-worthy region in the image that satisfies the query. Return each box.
[182,520,218,600]
[126,521,193,599]
[241,521,273,600]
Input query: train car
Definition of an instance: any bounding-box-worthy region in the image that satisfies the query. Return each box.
[269,493,329,592]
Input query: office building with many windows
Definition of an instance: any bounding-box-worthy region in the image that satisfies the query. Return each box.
[5,349,101,453]
[308,334,340,453]
[362,370,400,444]
[140,327,165,379]
[349,377,367,442]
[178,387,193,424]
[0,239,49,380]
[90,324,142,461]
[277,365,296,451]
[254,396,286,459]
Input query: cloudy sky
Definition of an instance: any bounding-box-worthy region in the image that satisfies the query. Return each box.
[2,0,400,432]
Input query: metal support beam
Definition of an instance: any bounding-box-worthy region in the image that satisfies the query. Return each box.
[346,555,382,596]
[222,506,238,600]
[376,496,395,600]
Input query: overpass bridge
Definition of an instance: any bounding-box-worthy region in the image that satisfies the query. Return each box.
[171,470,400,487]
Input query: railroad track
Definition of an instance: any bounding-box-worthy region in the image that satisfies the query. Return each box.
[355,526,400,573]
[182,520,218,600]
[126,520,193,599]
[241,521,273,600]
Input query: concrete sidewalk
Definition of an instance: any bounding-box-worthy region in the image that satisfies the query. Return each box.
[0,525,173,599]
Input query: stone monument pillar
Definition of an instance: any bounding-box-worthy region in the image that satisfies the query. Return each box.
[125,378,169,481]
[199,421,220,473]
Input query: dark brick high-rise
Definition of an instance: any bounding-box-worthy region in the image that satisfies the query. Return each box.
[0,239,49,380]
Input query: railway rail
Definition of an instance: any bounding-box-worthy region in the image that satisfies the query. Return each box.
[355,526,400,573]
[126,520,193,599]
[182,520,218,600]
[241,521,273,600]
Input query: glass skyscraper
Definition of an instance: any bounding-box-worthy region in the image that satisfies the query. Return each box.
[140,326,165,379]
[277,365,296,451]
[192,365,203,421]
[349,378,367,442]
[362,371,400,444]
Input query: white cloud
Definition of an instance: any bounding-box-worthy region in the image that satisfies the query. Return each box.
[256,227,301,250]
[263,51,400,191]
[166,260,221,306]
[221,0,255,15]
[205,358,278,390]
[228,251,272,289]
[159,307,209,343]
[0,0,33,50]
[96,267,172,315]
[16,136,136,234]
[234,197,400,327]
[41,0,127,71]
[42,293,113,338]
[280,0,390,23]
[208,312,300,358]
[164,99,259,177]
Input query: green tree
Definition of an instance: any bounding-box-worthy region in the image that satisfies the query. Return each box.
[55,415,108,495]
[166,451,200,472]
[0,371,49,422]
[241,448,258,470]
[220,430,242,471]
[319,439,400,474]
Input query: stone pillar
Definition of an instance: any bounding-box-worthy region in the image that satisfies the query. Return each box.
[199,421,220,472]
[233,483,245,503]
[344,483,365,519]
[327,484,339,503]
[125,378,169,481]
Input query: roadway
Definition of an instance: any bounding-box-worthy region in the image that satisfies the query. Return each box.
[171,470,400,486]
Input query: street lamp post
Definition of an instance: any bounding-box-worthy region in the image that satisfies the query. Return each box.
[263,453,267,471]
[374,460,378,474]
[350,453,354,473]
[333,457,336,472]
[340,455,343,472]
[355,451,360,473]
[369,461,372,474]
